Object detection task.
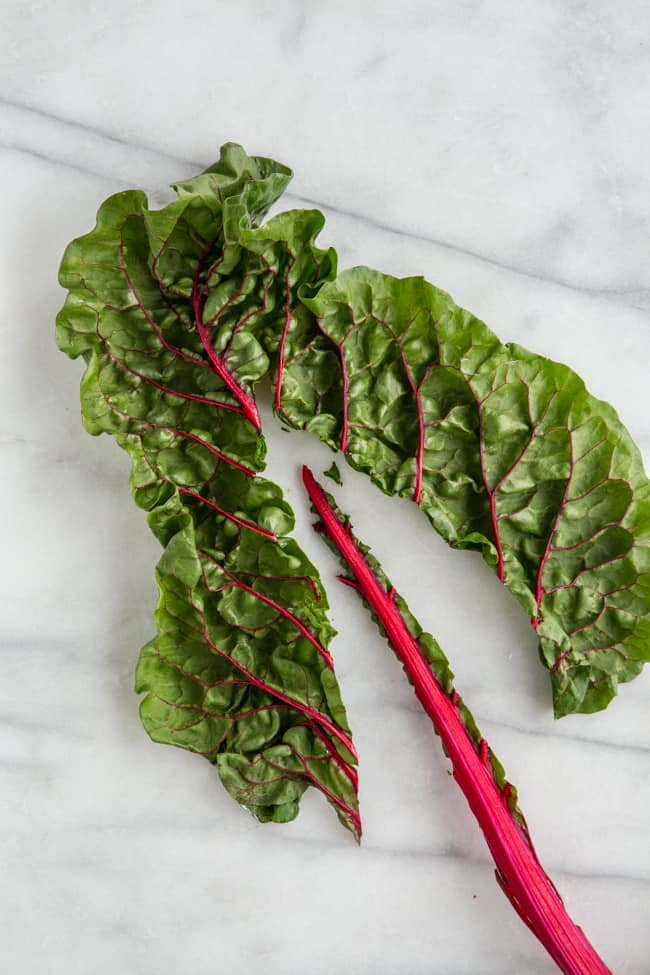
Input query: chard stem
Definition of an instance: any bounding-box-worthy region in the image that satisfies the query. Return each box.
[302,464,612,975]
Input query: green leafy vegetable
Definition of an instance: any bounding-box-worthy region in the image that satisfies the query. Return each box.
[324,461,342,485]
[56,141,644,972]
[274,268,650,717]
[57,141,649,841]
[56,144,359,837]
[302,465,612,975]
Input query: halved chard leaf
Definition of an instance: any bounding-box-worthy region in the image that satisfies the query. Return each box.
[56,145,360,837]
[274,268,650,717]
[303,466,612,975]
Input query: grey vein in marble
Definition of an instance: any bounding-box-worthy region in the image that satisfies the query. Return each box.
[4,94,650,311]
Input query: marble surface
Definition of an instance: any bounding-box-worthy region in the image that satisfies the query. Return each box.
[2,3,649,972]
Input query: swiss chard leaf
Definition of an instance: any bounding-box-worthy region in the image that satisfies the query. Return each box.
[56,144,360,837]
[274,268,650,716]
[56,142,638,969]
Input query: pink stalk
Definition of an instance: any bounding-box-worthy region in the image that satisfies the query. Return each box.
[302,465,613,975]
[191,256,261,431]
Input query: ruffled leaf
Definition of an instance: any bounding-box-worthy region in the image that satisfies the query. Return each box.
[275,268,650,716]
[56,145,359,837]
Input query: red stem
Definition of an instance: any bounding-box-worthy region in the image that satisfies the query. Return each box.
[339,349,350,452]
[477,401,505,582]
[489,491,505,582]
[306,720,359,792]
[235,569,321,603]
[413,381,425,505]
[191,254,261,431]
[200,557,335,670]
[196,608,357,763]
[302,465,612,975]
[275,266,293,412]
[177,487,277,541]
[533,433,575,629]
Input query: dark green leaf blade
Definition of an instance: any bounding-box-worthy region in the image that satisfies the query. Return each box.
[56,148,360,837]
[276,267,650,716]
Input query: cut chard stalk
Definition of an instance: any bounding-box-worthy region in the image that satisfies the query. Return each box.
[303,465,612,975]
[191,246,262,431]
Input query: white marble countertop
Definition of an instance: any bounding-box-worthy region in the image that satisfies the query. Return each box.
[2,3,649,973]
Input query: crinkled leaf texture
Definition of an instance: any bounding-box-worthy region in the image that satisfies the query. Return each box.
[56,144,360,837]
[273,269,650,717]
[57,139,650,853]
